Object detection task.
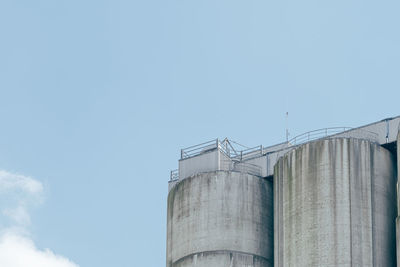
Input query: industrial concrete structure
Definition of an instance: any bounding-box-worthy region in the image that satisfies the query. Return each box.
[167,172,273,267]
[274,138,396,266]
[397,131,400,266]
[167,116,400,267]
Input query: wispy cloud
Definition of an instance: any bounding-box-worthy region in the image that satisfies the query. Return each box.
[2,206,31,226]
[0,170,43,195]
[0,170,79,267]
[0,170,42,228]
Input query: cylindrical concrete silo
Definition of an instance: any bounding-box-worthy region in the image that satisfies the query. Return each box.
[397,131,400,267]
[274,138,397,267]
[167,171,273,267]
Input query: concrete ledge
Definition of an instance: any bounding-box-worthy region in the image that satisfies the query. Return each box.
[172,250,272,267]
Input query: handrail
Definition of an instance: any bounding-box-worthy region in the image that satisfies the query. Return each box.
[181,139,217,151]
[233,161,262,176]
[180,138,263,160]
[181,139,218,159]
[173,127,381,182]
[289,127,351,146]
[288,127,379,146]
[170,169,179,181]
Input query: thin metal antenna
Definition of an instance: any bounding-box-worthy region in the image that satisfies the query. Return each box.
[286,112,289,143]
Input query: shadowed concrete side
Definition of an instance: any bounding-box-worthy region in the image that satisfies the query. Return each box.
[167,171,273,267]
[397,131,400,267]
[274,138,396,267]
[173,251,270,267]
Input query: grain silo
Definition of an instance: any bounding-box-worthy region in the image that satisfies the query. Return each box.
[274,138,396,266]
[167,117,400,267]
[166,139,274,267]
[397,130,400,266]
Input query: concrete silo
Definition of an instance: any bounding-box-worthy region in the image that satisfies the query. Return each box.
[397,131,400,267]
[167,171,274,267]
[274,138,397,267]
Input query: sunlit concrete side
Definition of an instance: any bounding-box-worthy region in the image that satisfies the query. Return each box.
[274,138,397,267]
[167,171,273,267]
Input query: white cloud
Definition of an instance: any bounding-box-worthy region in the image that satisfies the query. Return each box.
[0,232,78,267]
[0,170,79,267]
[3,206,31,226]
[0,170,43,195]
[0,170,43,228]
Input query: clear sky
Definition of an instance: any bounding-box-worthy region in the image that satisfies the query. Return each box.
[0,0,399,266]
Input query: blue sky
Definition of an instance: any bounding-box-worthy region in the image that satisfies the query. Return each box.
[0,0,399,266]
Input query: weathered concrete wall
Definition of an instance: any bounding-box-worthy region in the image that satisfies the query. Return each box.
[173,251,270,267]
[179,150,220,181]
[167,171,273,267]
[274,138,397,267]
[397,131,400,267]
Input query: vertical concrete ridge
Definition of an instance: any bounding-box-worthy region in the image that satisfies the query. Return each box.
[347,139,353,266]
[370,142,376,266]
[397,130,400,267]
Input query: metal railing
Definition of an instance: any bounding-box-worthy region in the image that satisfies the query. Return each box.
[218,139,241,158]
[221,159,262,177]
[288,127,352,146]
[232,161,262,177]
[180,138,264,161]
[172,139,265,182]
[288,127,379,146]
[334,128,379,143]
[231,145,263,161]
[181,139,218,159]
[172,127,382,182]
[170,169,179,181]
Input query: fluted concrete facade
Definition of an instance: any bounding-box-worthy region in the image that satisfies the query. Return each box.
[397,131,400,267]
[274,138,397,267]
[167,171,273,267]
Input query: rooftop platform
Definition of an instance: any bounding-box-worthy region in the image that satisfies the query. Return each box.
[169,116,400,191]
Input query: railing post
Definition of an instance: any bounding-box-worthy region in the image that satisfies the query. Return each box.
[180,149,183,159]
[386,119,389,143]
